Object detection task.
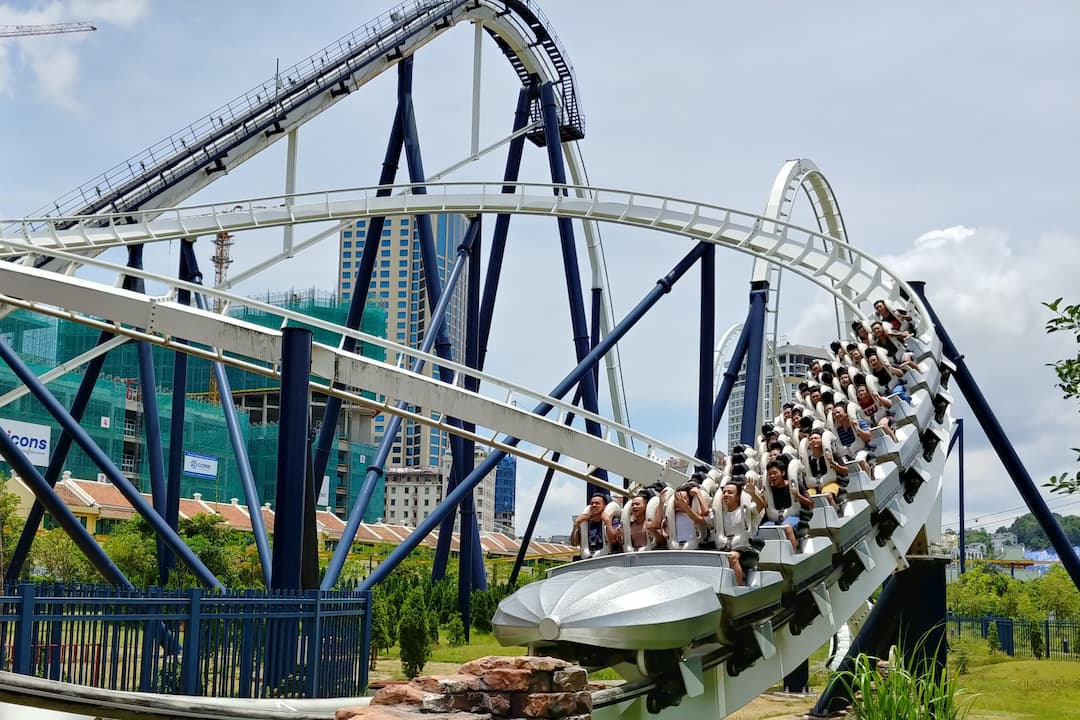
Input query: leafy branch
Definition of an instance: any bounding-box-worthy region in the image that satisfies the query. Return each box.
[1042,298,1080,495]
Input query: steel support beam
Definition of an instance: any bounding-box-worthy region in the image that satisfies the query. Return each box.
[181,240,273,589]
[910,281,1080,588]
[538,80,608,499]
[739,281,769,446]
[322,218,479,590]
[122,245,170,584]
[696,245,715,462]
[812,558,948,717]
[271,327,313,590]
[0,430,131,587]
[360,243,707,592]
[947,418,966,575]
[5,329,114,581]
[0,336,221,589]
[311,104,404,489]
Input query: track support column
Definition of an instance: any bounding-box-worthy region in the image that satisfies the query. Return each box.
[739,281,769,446]
[910,281,1080,588]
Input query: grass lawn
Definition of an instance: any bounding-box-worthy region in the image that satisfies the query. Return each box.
[958,660,1080,719]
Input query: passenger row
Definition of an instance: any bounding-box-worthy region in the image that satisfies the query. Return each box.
[570,297,932,588]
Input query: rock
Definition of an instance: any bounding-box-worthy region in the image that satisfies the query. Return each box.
[509,690,592,718]
[460,655,572,676]
[413,673,484,694]
[368,683,437,706]
[551,668,588,692]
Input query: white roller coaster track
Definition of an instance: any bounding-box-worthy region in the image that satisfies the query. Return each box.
[0,183,949,720]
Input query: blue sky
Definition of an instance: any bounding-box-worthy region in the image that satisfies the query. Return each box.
[1,0,1079,541]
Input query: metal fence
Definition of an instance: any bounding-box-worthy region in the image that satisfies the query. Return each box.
[947,614,1080,661]
[0,583,372,698]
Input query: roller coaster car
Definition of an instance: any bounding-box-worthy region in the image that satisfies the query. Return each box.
[491,551,782,658]
[889,388,933,431]
[756,529,833,597]
[808,496,873,555]
[845,463,901,514]
[870,423,921,468]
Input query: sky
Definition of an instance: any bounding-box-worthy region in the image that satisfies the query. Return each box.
[1,0,1078,543]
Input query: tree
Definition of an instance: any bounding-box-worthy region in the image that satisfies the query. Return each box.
[1043,298,1080,495]
[102,516,157,586]
[0,474,21,579]
[445,614,466,647]
[28,527,97,583]
[397,586,431,679]
[987,621,1000,655]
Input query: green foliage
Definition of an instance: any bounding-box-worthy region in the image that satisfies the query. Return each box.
[1043,298,1080,495]
[0,473,20,578]
[1002,512,1080,550]
[470,583,513,633]
[397,586,431,679]
[368,590,395,670]
[1029,622,1044,660]
[987,622,1000,655]
[838,637,975,720]
[950,638,973,675]
[102,516,157,586]
[28,527,97,583]
[948,565,1080,622]
[445,614,466,647]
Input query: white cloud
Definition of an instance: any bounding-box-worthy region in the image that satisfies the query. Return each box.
[0,0,149,106]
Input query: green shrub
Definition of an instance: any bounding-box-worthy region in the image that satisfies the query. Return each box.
[398,587,432,679]
[445,615,466,647]
[987,622,1000,655]
[1029,622,1044,660]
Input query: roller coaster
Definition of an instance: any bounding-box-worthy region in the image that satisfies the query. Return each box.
[1,2,1078,719]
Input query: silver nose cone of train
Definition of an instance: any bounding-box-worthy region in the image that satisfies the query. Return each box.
[493,558,725,651]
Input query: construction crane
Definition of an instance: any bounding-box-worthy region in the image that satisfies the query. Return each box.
[206,231,235,405]
[0,22,97,39]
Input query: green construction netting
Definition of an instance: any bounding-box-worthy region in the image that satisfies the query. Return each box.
[1,296,388,517]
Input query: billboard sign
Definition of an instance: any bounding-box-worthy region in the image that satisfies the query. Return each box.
[0,418,51,467]
[183,452,219,480]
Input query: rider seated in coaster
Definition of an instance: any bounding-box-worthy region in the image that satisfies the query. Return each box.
[645,484,672,548]
[750,459,810,551]
[854,380,898,442]
[829,340,848,364]
[569,492,619,558]
[873,298,916,334]
[800,427,845,508]
[667,481,711,549]
[869,319,915,367]
[851,319,873,346]
[712,483,761,585]
[866,351,912,403]
[624,493,651,551]
[830,402,873,472]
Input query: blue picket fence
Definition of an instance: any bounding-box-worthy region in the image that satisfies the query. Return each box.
[0,583,372,698]
[947,614,1080,661]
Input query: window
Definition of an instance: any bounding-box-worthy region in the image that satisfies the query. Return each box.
[400,229,409,235]
[343,236,352,243]
[342,281,351,288]
[379,270,390,278]
[382,230,391,236]
[381,249,391,257]
[399,249,408,256]
[380,260,390,268]
[357,220,366,227]
[390,499,396,506]
[343,261,352,268]
[379,281,390,288]
[343,251,352,258]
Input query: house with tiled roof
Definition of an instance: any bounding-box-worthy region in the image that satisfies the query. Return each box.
[5,472,574,564]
